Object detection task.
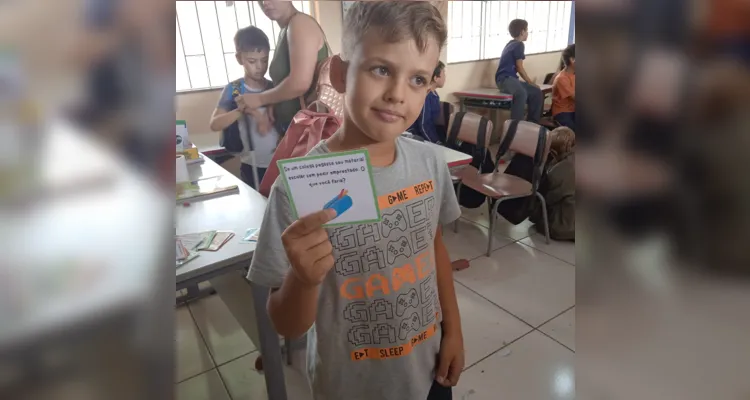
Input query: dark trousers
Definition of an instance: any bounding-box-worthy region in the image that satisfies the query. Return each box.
[554,112,577,132]
[240,164,267,190]
[426,381,452,400]
[497,76,543,123]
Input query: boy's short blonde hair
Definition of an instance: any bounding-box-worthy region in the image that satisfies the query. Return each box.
[342,1,447,60]
[550,126,575,156]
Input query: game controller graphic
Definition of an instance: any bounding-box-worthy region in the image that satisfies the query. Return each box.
[381,209,407,237]
[396,288,419,316]
[398,312,422,340]
[386,236,413,264]
[323,189,353,217]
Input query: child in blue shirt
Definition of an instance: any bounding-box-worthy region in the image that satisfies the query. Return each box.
[408,61,446,143]
[210,26,279,189]
[495,19,543,123]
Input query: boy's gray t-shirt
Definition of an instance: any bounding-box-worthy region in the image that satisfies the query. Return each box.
[217,80,279,168]
[248,137,461,400]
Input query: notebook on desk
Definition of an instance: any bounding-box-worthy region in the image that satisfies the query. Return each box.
[176,175,239,204]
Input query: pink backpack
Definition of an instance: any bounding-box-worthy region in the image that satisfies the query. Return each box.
[258,101,342,197]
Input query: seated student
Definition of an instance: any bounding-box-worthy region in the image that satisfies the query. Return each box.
[495,19,543,123]
[248,2,463,399]
[407,61,446,143]
[552,44,576,131]
[209,26,279,189]
[529,126,575,241]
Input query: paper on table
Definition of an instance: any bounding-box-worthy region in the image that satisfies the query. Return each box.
[176,155,190,183]
[277,149,380,226]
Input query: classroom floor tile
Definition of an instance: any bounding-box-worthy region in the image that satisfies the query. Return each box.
[454,283,533,368]
[189,294,257,365]
[176,369,230,400]
[539,307,575,351]
[175,305,215,383]
[217,352,313,400]
[519,232,576,265]
[442,218,514,261]
[454,241,575,327]
[174,212,577,399]
[454,331,575,400]
[459,205,535,241]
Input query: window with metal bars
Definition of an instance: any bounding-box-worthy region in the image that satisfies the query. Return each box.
[176,1,311,92]
[447,1,574,64]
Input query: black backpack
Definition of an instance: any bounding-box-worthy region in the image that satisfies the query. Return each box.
[495,121,550,224]
[445,112,496,209]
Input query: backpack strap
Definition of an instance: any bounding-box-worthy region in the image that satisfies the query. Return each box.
[496,119,520,161]
[447,111,466,147]
[530,125,548,192]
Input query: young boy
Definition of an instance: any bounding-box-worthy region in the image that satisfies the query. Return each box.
[495,19,543,123]
[408,61,446,143]
[552,44,576,132]
[210,26,278,189]
[248,2,463,399]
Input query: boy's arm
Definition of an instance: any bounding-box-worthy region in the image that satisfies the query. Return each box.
[267,209,336,338]
[210,85,243,132]
[515,60,537,87]
[513,42,538,87]
[434,226,462,337]
[209,107,243,132]
[433,151,465,386]
[247,184,336,339]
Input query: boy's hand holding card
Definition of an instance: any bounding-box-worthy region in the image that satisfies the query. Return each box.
[277,150,380,227]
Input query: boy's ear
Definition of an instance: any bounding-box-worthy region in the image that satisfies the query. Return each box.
[330,54,348,94]
[235,53,242,65]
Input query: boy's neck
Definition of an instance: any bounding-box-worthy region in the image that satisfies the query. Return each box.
[244,75,266,89]
[565,65,575,74]
[327,120,397,168]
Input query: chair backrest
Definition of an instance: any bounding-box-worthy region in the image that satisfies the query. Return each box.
[497,120,551,191]
[446,111,493,150]
[543,72,555,85]
[437,101,455,127]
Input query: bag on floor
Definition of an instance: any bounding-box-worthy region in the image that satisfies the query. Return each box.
[258,101,342,198]
[445,112,496,209]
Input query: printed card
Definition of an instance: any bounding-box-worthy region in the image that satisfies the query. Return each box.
[277,150,380,227]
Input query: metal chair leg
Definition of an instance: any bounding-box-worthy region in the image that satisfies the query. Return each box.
[535,192,551,244]
[487,200,500,257]
[454,182,463,233]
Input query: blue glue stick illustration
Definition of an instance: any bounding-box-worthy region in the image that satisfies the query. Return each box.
[323,189,353,217]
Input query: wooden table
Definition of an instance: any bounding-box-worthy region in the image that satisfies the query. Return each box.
[454,84,553,113]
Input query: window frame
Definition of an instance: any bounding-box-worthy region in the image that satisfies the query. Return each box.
[446,0,574,65]
[176,0,311,93]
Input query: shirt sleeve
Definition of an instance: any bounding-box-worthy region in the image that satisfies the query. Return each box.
[432,149,461,225]
[555,74,575,99]
[246,181,296,288]
[217,84,235,111]
[513,42,526,61]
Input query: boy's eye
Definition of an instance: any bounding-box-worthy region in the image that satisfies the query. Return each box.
[371,66,389,76]
[411,76,428,87]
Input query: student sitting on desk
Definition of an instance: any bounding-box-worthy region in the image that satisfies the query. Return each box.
[552,44,576,132]
[407,61,446,143]
[209,26,279,189]
[495,19,543,124]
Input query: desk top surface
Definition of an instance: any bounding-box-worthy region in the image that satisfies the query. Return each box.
[176,156,267,284]
[454,84,553,100]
